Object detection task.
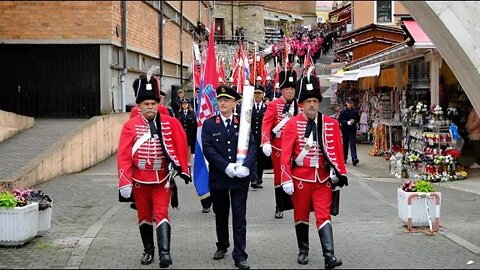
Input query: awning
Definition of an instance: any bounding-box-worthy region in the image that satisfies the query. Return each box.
[264,16,280,22]
[402,20,434,49]
[358,63,381,78]
[327,75,344,83]
[342,69,360,81]
[276,14,293,21]
[290,14,304,21]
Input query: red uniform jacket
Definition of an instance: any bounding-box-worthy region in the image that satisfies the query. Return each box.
[261,96,298,151]
[280,113,347,184]
[118,113,190,188]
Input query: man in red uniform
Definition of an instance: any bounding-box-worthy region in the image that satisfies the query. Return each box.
[118,76,191,268]
[280,75,348,269]
[261,69,299,219]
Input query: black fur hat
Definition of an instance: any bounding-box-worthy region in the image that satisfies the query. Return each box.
[278,69,297,89]
[297,73,322,104]
[134,76,160,104]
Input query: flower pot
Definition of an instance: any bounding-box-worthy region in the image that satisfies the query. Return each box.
[397,189,441,231]
[36,204,52,236]
[0,202,39,246]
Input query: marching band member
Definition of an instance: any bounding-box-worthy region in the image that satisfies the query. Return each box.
[118,76,191,268]
[261,69,299,219]
[280,74,348,269]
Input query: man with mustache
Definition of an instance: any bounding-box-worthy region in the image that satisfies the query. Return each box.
[117,76,191,268]
[280,74,348,269]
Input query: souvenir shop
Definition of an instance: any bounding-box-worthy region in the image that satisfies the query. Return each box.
[333,51,472,183]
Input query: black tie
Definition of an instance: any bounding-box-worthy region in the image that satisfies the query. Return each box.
[305,119,317,141]
[226,118,232,133]
[256,104,260,111]
[148,120,158,138]
[282,102,292,114]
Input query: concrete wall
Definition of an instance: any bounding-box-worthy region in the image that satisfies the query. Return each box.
[402,1,480,117]
[0,113,129,190]
[0,110,34,143]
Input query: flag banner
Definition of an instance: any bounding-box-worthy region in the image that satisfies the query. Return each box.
[236,85,254,164]
[193,23,219,200]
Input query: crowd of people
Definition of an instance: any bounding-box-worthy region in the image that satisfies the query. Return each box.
[116,22,350,270]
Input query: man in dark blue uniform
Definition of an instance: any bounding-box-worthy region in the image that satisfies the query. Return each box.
[250,85,267,189]
[338,98,360,166]
[202,86,256,270]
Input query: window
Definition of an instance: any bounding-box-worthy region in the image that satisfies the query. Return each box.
[376,1,393,23]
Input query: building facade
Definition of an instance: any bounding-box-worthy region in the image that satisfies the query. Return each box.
[0,1,211,117]
[213,1,316,45]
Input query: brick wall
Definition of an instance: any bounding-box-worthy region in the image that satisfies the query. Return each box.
[126,1,159,56]
[0,1,114,40]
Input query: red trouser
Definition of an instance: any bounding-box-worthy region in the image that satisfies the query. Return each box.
[271,149,282,187]
[133,181,171,227]
[292,180,332,229]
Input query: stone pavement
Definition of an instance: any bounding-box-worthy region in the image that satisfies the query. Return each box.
[1,52,480,269]
[1,149,480,269]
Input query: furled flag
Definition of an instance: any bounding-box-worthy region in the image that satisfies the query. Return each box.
[233,42,247,94]
[193,22,219,203]
[217,57,226,85]
[258,52,266,85]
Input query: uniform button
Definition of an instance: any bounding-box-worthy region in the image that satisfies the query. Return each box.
[228,149,231,152]
[228,156,232,159]
[227,141,230,144]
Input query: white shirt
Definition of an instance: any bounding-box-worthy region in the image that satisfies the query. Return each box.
[220,114,233,127]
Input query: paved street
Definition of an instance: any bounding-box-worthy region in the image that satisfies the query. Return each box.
[1,53,480,269]
[1,152,479,269]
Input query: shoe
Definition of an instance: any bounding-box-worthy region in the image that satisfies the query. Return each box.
[202,207,210,213]
[255,183,263,189]
[251,182,258,189]
[234,260,250,270]
[275,209,283,219]
[352,159,359,166]
[324,252,342,269]
[140,251,154,265]
[213,249,227,260]
[470,162,480,169]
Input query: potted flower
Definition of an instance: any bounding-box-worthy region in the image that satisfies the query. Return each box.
[0,189,39,246]
[397,179,441,232]
[28,190,53,236]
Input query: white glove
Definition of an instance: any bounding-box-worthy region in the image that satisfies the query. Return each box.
[282,182,294,195]
[225,163,237,178]
[120,186,132,198]
[262,143,272,157]
[235,166,250,178]
[347,119,354,125]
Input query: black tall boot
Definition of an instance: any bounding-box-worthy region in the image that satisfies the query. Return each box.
[295,223,309,265]
[318,222,342,269]
[139,223,154,265]
[157,222,173,268]
[274,187,283,219]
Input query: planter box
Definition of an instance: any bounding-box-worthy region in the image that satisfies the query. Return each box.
[36,205,52,236]
[0,202,39,246]
[397,188,441,231]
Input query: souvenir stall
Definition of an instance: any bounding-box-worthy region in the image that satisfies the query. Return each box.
[392,60,469,182]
